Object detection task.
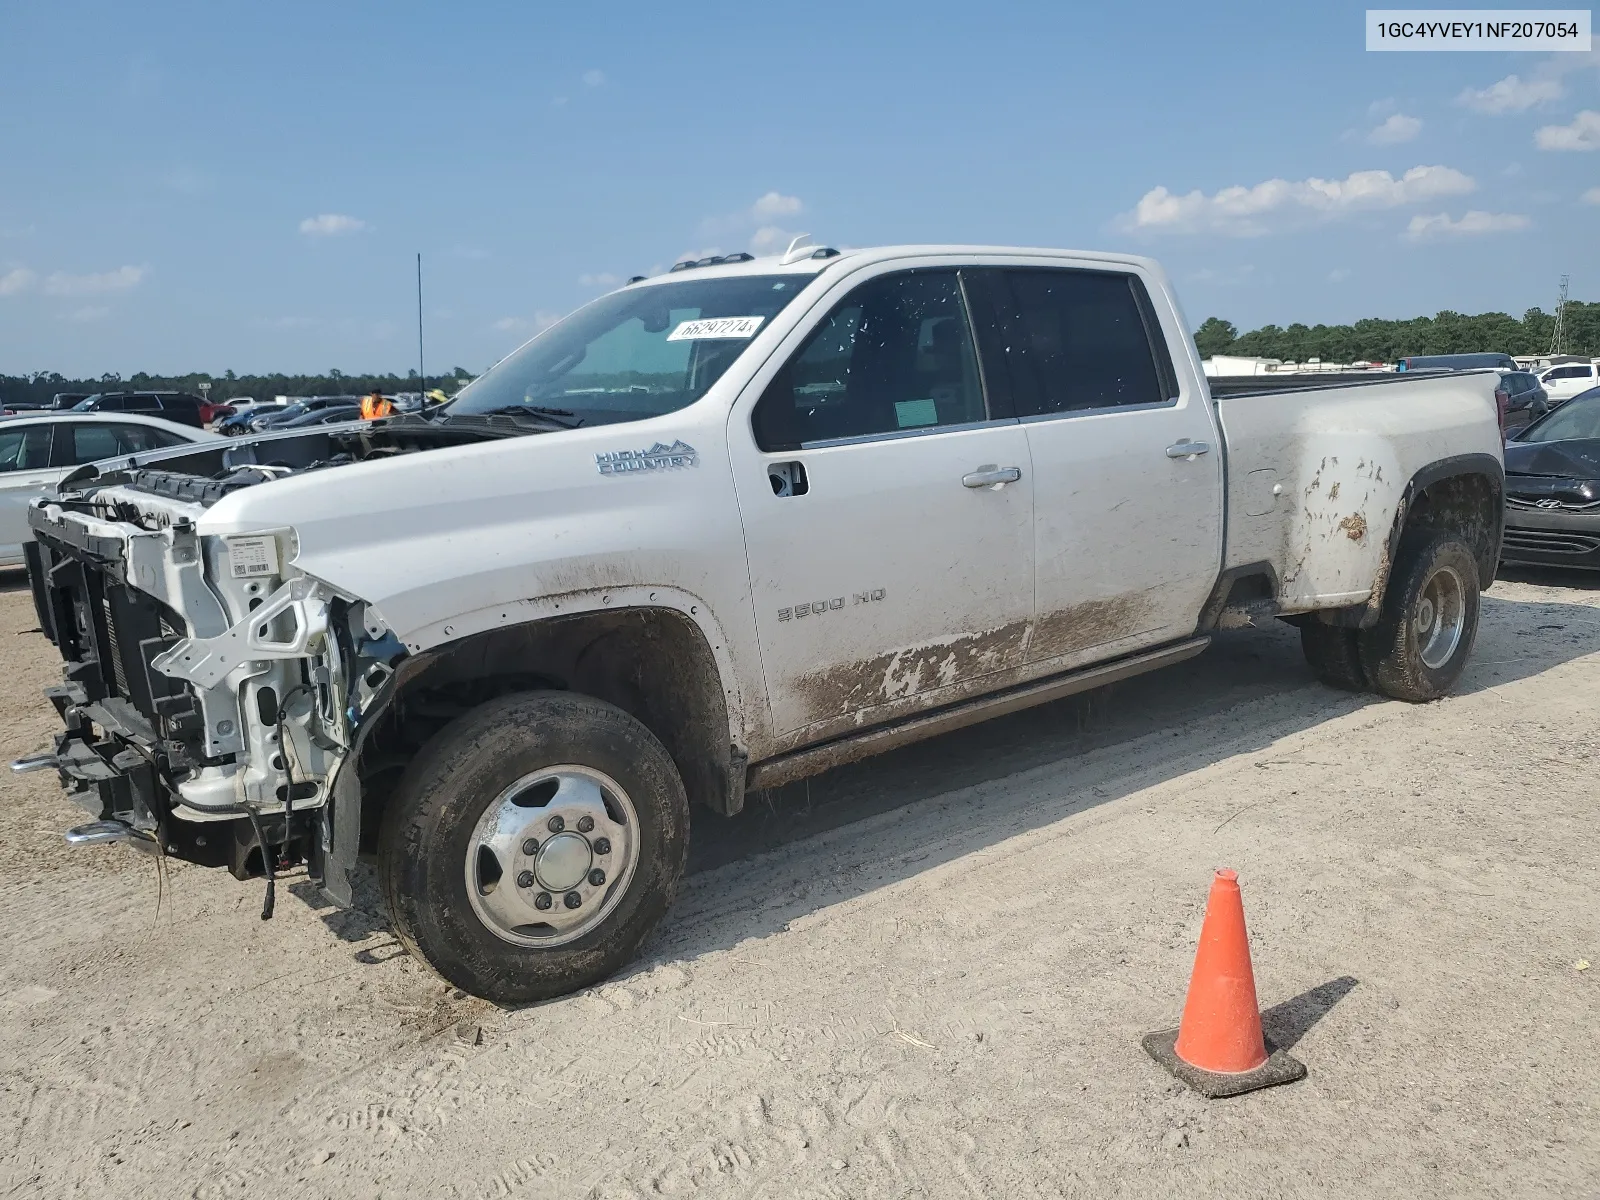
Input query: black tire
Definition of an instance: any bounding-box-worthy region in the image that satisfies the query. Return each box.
[1300,622,1369,691]
[1358,533,1481,702]
[378,690,689,1003]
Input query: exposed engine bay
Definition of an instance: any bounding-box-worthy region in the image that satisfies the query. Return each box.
[61,410,548,513]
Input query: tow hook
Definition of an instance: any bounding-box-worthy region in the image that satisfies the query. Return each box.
[64,820,160,854]
[11,752,59,774]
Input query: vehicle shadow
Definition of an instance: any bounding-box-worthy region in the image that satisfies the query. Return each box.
[304,590,1600,977]
[0,568,31,594]
[643,594,1599,976]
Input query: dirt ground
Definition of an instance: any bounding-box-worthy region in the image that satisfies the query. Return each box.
[1,568,1596,1200]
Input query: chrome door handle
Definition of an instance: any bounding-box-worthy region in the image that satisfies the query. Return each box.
[1165,440,1211,458]
[962,465,1022,488]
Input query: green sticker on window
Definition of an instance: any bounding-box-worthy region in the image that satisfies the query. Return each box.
[894,398,938,428]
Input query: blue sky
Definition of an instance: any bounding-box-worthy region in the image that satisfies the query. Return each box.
[2,0,1597,377]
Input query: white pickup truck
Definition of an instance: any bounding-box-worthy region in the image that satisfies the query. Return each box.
[19,242,1503,1002]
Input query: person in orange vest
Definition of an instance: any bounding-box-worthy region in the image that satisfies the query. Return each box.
[361,388,393,420]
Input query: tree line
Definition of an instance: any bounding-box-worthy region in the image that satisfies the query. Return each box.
[0,367,475,409]
[1193,300,1600,363]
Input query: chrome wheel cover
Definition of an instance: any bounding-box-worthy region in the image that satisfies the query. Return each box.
[1414,564,1466,670]
[464,765,640,948]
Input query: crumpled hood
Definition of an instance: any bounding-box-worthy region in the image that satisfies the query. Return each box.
[1504,438,1600,482]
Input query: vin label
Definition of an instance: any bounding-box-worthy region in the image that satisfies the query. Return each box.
[228,535,280,579]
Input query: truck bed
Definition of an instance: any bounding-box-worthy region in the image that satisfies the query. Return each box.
[1212,370,1503,613]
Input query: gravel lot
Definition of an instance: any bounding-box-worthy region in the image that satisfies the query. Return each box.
[1,568,1596,1200]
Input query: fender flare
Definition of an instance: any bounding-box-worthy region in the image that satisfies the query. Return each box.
[1360,451,1503,629]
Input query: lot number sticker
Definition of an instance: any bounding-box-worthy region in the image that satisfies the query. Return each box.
[667,316,765,341]
[228,536,281,579]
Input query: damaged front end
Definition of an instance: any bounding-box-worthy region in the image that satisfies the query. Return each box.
[20,485,404,906]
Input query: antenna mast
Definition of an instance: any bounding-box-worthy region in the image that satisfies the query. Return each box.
[1548,274,1569,357]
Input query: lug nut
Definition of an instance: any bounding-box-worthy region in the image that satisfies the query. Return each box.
[516,870,535,888]
[547,815,565,833]
[534,891,553,910]
[588,868,606,887]
[593,837,611,855]
[577,815,594,833]
[521,838,539,855]
[564,892,582,909]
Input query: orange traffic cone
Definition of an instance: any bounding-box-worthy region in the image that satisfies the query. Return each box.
[1142,869,1306,1097]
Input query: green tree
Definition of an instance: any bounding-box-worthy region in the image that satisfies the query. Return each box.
[1193,317,1237,357]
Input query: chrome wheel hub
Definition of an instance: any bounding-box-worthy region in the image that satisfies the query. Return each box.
[1414,564,1466,670]
[464,765,639,948]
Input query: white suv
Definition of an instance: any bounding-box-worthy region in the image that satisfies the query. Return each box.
[1539,361,1599,403]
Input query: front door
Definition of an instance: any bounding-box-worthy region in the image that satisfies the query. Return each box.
[968,266,1223,669]
[731,268,1036,738]
[0,424,61,562]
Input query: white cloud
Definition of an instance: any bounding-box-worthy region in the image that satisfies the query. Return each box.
[749,226,799,254]
[1404,210,1531,240]
[582,69,605,87]
[0,266,36,296]
[751,191,803,219]
[1368,97,1396,117]
[1123,165,1475,236]
[1458,48,1600,114]
[60,306,110,322]
[578,272,620,288]
[43,265,146,295]
[298,213,367,236]
[1458,74,1564,114]
[1536,111,1600,151]
[1368,113,1422,144]
[1582,187,1600,205]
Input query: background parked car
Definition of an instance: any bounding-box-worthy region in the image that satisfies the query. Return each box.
[47,393,90,410]
[1538,361,1599,404]
[1498,370,1550,436]
[0,413,218,567]
[218,395,361,435]
[272,404,365,428]
[70,391,211,428]
[1501,385,1600,572]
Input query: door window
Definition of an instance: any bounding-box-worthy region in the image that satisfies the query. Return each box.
[988,269,1173,417]
[0,426,53,473]
[753,271,986,450]
[65,422,162,464]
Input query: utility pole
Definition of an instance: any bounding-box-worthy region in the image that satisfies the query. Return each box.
[1549,274,1569,358]
[416,252,428,404]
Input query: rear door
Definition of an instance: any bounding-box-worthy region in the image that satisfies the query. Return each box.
[731,266,1036,738]
[0,424,61,562]
[970,266,1223,669]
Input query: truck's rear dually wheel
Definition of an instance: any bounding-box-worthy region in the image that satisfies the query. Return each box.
[378,690,689,1004]
[1359,533,1481,702]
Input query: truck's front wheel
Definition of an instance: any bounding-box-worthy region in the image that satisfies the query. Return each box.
[378,691,689,1003]
[1358,533,1481,702]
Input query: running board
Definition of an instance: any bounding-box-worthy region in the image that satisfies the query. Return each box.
[747,636,1211,791]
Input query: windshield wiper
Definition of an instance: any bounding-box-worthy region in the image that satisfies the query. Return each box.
[457,404,584,428]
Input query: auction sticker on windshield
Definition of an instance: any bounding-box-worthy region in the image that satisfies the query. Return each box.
[667,316,765,341]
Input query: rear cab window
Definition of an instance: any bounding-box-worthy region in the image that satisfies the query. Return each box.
[971,267,1177,418]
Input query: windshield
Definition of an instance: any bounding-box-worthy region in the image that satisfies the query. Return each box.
[1518,389,1600,442]
[447,274,814,425]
